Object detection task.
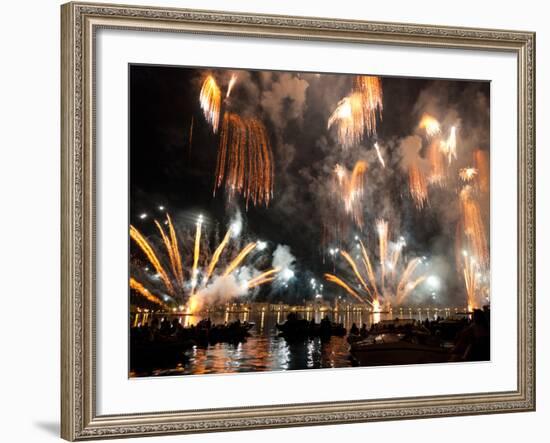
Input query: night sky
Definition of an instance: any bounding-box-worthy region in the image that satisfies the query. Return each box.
[130,64,490,306]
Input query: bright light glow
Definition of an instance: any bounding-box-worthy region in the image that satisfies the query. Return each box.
[280,268,295,281]
[426,275,440,289]
[139,213,147,219]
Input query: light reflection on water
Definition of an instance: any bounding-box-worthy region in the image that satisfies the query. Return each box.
[138,307,454,376]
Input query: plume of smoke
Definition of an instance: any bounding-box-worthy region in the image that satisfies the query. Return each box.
[272,244,296,270]
[193,274,249,311]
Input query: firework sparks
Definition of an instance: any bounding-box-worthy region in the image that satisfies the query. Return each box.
[204,227,232,284]
[428,140,446,186]
[395,258,425,305]
[459,167,478,182]
[130,278,166,307]
[154,214,184,288]
[474,149,489,193]
[247,268,281,289]
[190,215,203,296]
[440,126,458,164]
[324,273,370,305]
[199,75,221,133]
[223,242,257,277]
[333,161,368,227]
[462,252,479,311]
[226,73,238,98]
[325,222,426,308]
[419,113,441,137]
[459,186,489,268]
[408,162,429,209]
[377,219,389,288]
[374,142,386,168]
[328,76,383,148]
[130,225,175,296]
[327,93,365,148]
[354,75,383,135]
[214,113,274,208]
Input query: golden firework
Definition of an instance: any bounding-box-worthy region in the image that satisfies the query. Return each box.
[408,162,429,209]
[328,76,383,148]
[374,142,386,168]
[199,75,221,133]
[130,277,167,307]
[226,73,238,98]
[215,113,274,208]
[459,186,489,268]
[325,220,426,308]
[440,126,458,164]
[474,149,490,193]
[428,140,446,186]
[333,160,368,227]
[459,167,478,182]
[419,113,441,137]
[130,214,279,313]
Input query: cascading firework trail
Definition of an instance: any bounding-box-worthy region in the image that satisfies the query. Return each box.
[428,140,446,186]
[214,112,274,208]
[325,220,426,308]
[327,93,365,148]
[461,251,480,311]
[130,213,279,312]
[353,75,383,136]
[458,185,489,269]
[333,161,368,227]
[408,162,429,209]
[474,149,490,193]
[327,76,383,148]
[199,75,221,133]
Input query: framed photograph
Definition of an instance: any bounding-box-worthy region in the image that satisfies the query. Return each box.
[61,1,536,440]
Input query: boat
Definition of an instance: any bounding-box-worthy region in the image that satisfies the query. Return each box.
[276,314,346,339]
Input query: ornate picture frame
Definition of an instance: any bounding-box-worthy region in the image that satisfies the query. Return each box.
[61,2,535,440]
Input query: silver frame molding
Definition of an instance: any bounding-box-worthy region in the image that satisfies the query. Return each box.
[61,2,536,440]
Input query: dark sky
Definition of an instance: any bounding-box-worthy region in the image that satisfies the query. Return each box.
[129,64,490,305]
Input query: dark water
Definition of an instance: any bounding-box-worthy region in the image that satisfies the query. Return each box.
[131,306,457,377]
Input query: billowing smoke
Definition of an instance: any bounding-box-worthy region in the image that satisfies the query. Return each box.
[272,244,296,270]
[193,274,248,312]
